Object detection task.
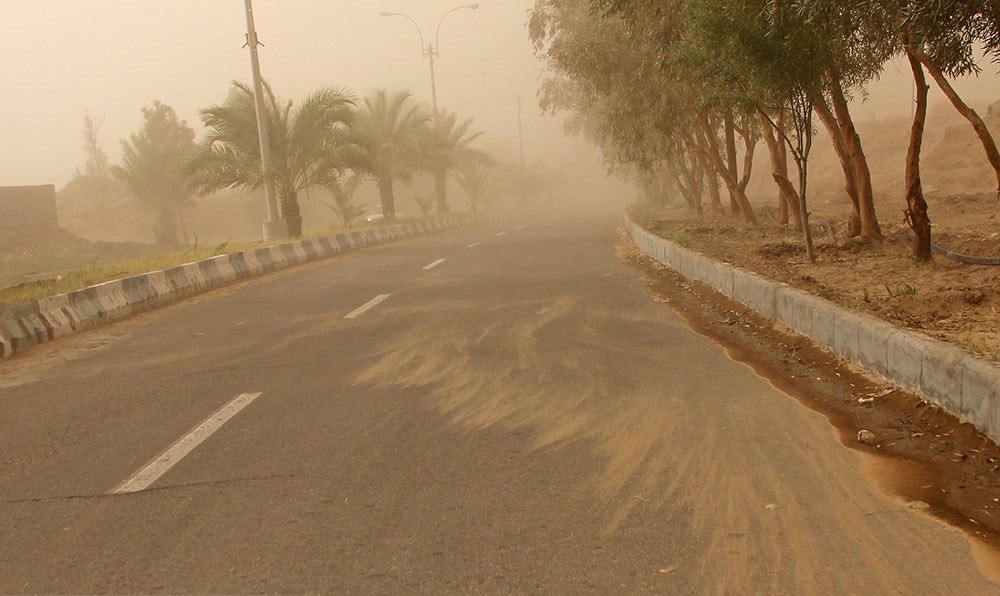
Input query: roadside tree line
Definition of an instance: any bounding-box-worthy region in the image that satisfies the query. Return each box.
[529,0,1000,261]
[96,83,536,244]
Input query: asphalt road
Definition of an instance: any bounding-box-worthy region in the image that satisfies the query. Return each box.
[1,210,997,593]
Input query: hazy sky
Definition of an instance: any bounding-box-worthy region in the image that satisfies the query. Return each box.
[1,0,555,188]
[1,1,998,189]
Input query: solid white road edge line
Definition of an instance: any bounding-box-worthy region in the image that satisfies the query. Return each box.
[114,392,261,494]
[422,258,446,271]
[466,242,481,248]
[345,293,392,319]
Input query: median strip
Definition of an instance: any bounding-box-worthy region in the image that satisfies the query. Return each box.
[114,392,261,494]
[345,294,392,319]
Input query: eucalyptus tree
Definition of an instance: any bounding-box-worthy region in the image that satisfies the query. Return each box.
[902,0,1000,198]
[420,110,484,214]
[350,89,430,221]
[113,101,197,245]
[190,81,357,237]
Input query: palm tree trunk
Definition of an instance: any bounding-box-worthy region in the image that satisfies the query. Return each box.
[434,169,449,214]
[377,176,396,220]
[280,190,303,237]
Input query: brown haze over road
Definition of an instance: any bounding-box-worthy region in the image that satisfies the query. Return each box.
[1,0,614,200]
[1,206,998,592]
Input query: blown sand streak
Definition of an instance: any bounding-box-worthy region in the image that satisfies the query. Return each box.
[355,296,998,593]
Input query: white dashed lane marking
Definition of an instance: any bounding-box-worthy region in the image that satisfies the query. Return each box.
[496,232,507,237]
[345,293,392,319]
[466,242,480,248]
[114,392,261,494]
[422,259,446,271]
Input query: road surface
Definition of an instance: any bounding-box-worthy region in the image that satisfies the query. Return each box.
[1,211,997,593]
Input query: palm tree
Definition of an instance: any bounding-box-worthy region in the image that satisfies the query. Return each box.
[350,89,429,221]
[420,110,484,214]
[113,101,197,245]
[452,154,497,213]
[190,81,356,237]
[322,174,366,228]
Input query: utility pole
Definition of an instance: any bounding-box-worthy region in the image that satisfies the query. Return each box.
[424,43,439,112]
[483,72,527,207]
[243,0,285,240]
[380,4,478,113]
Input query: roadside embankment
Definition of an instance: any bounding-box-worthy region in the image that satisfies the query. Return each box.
[0,216,479,359]
[625,213,1000,445]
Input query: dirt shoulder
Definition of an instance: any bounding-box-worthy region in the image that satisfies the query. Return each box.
[635,191,1000,363]
[621,239,1000,553]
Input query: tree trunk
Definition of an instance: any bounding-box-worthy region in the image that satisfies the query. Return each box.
[915,50,1000,198]
[698,113,758,224]
[667,161,700,213]
[905,48,932,262]
[377,176,396,221]
[434,168,449,214]
[724,114,740,214]
[758,111,802,228]
[177,205,190,245]
[828,70,882,239]
[811,94,862,236]
[156,206,180,245]
[280,190,303,237]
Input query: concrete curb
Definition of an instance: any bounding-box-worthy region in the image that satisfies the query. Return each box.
[625,213,1000,444]
[0,216,480,360]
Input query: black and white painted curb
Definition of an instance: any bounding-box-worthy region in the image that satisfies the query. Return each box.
[625,213,1000,445]
[0,217,479,360]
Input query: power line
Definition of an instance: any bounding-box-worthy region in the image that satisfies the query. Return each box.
[315,0,411,54]
[341,0,412,47]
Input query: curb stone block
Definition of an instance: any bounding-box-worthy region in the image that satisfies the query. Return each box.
[810,298,838,351]
[776,286,814,337]
[885,329,932,393]
[731,269,778,318]
[960,359,1000,435]
[857,317,896,377]
[921,344,966,415]
[1,217,483,360]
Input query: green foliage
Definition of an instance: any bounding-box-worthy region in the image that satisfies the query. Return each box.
[112,101,196,245]
[323,174,366,228]
[349,89,431,219]
[452,153,498,212]
[190,81,357,235]
[413,195,436,215]
[419,110,486,213]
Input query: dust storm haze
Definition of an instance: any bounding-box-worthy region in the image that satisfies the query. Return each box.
[2,0,999,240]
[0,0,629,243]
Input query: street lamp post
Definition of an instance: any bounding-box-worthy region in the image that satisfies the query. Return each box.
[379,4,479,113]
[483,72,527,207]
[242,0,286,240]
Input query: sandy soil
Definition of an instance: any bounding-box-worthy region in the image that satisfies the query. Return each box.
[636,189,1000,363]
